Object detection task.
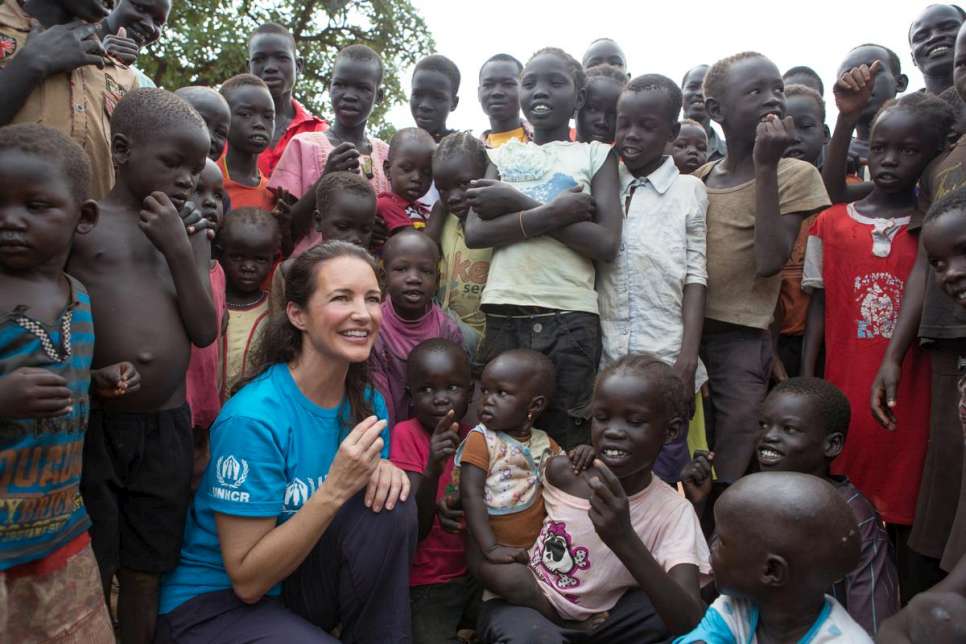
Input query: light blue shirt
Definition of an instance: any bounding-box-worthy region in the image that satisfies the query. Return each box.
[159,363,389,614]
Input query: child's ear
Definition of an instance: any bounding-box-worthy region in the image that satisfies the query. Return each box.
[375,86,386,106]
[383,159,391,178]
[705,97,722,124]
[823,124,831,145]
[75,200,100,235]
[313,209,322,232]
[823,431,845,460]
[664,416,685,445]
[670,120,682,141]
[111,133,132,166]
[295,55,304,75]
[573,88,587,117]
[528,394,548,417]
[761,553,789,588]
[450,94,460,113]
[896,73,909,94]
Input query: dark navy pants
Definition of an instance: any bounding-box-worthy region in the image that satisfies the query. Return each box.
[155,491,417,643]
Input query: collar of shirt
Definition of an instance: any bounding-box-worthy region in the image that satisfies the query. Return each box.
[619,155,679,200]
[289,98,325,131]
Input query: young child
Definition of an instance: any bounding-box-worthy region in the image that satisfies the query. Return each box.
[66,88,217,643]
[218,208,279,399]
[581,38,627,74]
[575,64,626,145]
[247,22,328,178]
[0,0,139,199]
[0,124,138,641]
[473,354,709,641]
[803,73,954,533]
[174,86,231,162]
[682,378,900,635]
[370,229,462,426]
[426,132,492,354]
[910,4,965,95]
[411,54,460,143]
[390,338,476,644]
[185,159,228,487]
[268,171,377,314]
[667,119,709,175]
[377,127,436,233]
[218,74,276,212]
[680,64,726,161]
[693,52,830,482]
[464,48,623,450]
[676,472,870,643]
[270,44,390,257]
[478,54,531,148]
[782,65,825,95]
[774,83,830,379]
[599,74,709,483]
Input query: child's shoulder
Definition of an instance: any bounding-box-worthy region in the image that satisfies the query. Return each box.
[545,454,592,498]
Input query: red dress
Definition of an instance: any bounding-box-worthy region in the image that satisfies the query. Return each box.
[809,203,929,524]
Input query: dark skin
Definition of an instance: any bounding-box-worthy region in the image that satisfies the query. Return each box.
[463,54,623,263]
[288,56,383,246]
[99,0,170,65]
[924,209,966,311]
[383,135,435,203]
[410,68,458,142]
[193,159,226,234]
[176,88,231,162]
[581,39,627,74]
[405,348,471,540]
[474,371,704,634]
[223,85,275,187]
[382,231,439,320]
[782,94,829,167]
[838,46,909,143]
[220,222,279,306]
[782,72,823,96]
[479,59,524,134]
[428,154,485,234]
[681,65,710,125]
[667,122,709,175]
[576,76,623,144]
[248,33,301,147]
[910,4,964,95]
[0,0,109,126]
[0,150,140,415]
[703,56,807,280]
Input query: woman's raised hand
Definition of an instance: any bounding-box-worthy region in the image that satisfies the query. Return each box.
[324,416,386,505]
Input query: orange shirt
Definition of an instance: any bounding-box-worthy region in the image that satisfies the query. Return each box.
[217,156,275,212]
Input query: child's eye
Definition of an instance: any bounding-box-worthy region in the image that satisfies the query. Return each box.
[447,384,461,391]
[26,200,52,211]
[783,425,798,433]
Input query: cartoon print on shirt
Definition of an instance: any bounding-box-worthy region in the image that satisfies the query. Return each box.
[531,520,591,594]
[853,273,904,340]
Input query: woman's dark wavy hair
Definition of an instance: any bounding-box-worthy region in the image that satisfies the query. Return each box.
[235,241,380,428]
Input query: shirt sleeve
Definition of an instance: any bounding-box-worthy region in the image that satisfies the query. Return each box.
[844,499,900,634]
[652,496,712,577]
[456,430,490,473]
[685,183,710,286]
[377,195,411,231]
[389,420,428,473]
[672,598,741,644]
[205,414,288,517]
[268,134,320,198]
[801,235,824,291]
[777,159,832,217]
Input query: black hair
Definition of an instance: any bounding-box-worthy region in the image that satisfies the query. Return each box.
[111,87,207,145]
[175,85,229,111]
[848,43,902,78]
[414,54,461,95]
[249,22,296,50]
[624,74,683,124]
[239,241,380,427]
[874,91,956,150]
[703,51,766,103]
[387,126,436,162]
[433,131,487,177]
[336,44,385,84]
[407,338,471,383]
[0,123,92,203]
[527,47,586,93]
[681,64,709,88]
[680,118,709,133]
[586,64,628,87]
[782,65,825,96]
[314,171,376,219]
[924,185,966,227]
[487,349,556,401]
[598,352,689,420]
[382,226,441,264]
[940,85,966,135]
[220,207,280,248]
[582,38,626,67]
[769,377,851,438]
[480,53,523,77]
[785,83,826,122]
[909,5,966,41]
[220,73,270,101]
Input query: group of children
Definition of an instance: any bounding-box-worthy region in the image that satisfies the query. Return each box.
[3,0,966,642]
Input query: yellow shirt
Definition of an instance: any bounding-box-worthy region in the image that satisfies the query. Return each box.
[438,214,492,336]
[0,1,138,199]
[221,296,270,400]
[485,127,528,149]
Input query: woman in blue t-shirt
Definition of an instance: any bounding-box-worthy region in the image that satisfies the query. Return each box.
[157,241,416,643]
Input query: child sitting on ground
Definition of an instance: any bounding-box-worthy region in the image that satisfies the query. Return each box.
[0,124,140,642]
[411,54,461,144]
[474,354,709,642]
[377,127,436,233]
[575,64,626,144]
[369,229,463,426]
[425,132,492,355]
[677,471,870,642]
[218,74,277,212]
[218,208,280,399]
[599,74,709,482]
[67,88,217,643]
[175,86,231,162]
[270,44,391,257]
[803,68,954,532]
[682,377,900,635]
[390,339,477,644]
[667,119,709,175]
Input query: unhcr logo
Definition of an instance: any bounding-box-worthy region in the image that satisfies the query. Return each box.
[216,455,249,489]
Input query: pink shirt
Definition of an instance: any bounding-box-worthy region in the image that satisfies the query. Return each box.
[186,262,227,429]
[268,131,390,257]
[390,418,469,586]
[528,475,711,621]
[368,300,463,427]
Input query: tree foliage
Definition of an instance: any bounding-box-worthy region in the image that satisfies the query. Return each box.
[140,0,434,136]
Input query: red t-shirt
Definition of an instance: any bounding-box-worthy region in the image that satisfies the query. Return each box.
[257,99,327,179]
[390,418,468,586]
[376,192,430,232]
[186,262,227,429]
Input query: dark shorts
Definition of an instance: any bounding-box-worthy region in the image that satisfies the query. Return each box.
[479,308,601,450]
[81,404,194,578]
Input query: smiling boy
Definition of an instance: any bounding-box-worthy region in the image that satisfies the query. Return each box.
[910,4,966,95]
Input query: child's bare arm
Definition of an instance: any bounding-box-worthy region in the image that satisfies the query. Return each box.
[801,289,825,378]
[822,63,882,204]
[424,200,448,244]
[413,411,460,540]
[460,462,528,563]
[753,115,804,277]
[463,192,592,249]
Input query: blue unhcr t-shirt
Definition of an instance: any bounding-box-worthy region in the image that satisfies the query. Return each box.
[159,362,390,614]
